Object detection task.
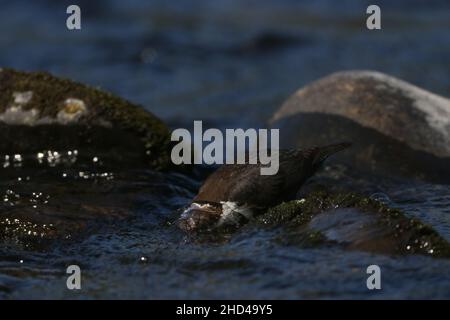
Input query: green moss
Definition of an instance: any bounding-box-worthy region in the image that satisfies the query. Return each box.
[277,229,328,247]
[257,199,313,226]
[0,68,172,169]
[257,188,450,258]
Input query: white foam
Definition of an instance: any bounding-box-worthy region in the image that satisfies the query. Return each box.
[218,201,253,225]
[180,202,214,219]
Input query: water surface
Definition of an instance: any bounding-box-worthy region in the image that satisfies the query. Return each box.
[1,0,450,299]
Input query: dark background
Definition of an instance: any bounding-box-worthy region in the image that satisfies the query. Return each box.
[1,0,449,128]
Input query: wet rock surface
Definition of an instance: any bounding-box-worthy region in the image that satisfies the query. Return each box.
[270,71,450,183]
[256,190,450,258]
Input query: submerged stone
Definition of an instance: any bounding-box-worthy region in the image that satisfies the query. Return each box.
[0,68,172,169]
[257,190,450,258]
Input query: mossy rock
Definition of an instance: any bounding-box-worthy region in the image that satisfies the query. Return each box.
[257,190,450,258]
[0,68,172,169]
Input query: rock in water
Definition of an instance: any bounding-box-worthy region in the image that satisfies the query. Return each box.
[0,68,172,169]
[0,68,175,248]
[269,70,450,182]
[257,190,450,258]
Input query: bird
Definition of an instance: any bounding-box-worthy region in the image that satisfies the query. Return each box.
[178,142,351,232]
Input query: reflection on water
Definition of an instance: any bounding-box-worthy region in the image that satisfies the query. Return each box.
[1,0,450,298]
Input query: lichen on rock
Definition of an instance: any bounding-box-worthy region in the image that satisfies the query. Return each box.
[0,68,172,169]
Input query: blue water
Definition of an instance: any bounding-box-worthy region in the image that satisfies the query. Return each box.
[1,0,450,299]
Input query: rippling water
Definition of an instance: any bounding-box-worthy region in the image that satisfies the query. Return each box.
[1,0,450,299]
[1,153,449,299]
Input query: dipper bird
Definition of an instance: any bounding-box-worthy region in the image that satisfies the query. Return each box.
[178,142,351,232]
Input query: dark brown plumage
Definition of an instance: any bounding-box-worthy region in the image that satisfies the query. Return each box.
[179,142,350,232]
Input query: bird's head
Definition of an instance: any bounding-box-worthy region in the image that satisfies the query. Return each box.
[310,142,352,170]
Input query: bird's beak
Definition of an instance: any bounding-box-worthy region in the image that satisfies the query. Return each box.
[313,142,352,166]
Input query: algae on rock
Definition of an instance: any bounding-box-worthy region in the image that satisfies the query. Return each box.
[0,68,172,169]
[257,190,450,258]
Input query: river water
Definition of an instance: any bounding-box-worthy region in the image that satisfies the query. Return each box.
[1,0,450,299]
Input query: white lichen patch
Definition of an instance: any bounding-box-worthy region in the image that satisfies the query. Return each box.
[0,97,89,126]
[0,91,38,125]
[57,98,88,124]
[13,91,33,105]
[0,91,36,125]
[0,105,40,125]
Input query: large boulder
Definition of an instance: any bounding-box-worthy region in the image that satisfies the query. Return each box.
[0,68,172,169]
[269,71,450,182]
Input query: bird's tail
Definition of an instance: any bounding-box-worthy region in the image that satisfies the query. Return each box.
[311,142,351,166]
